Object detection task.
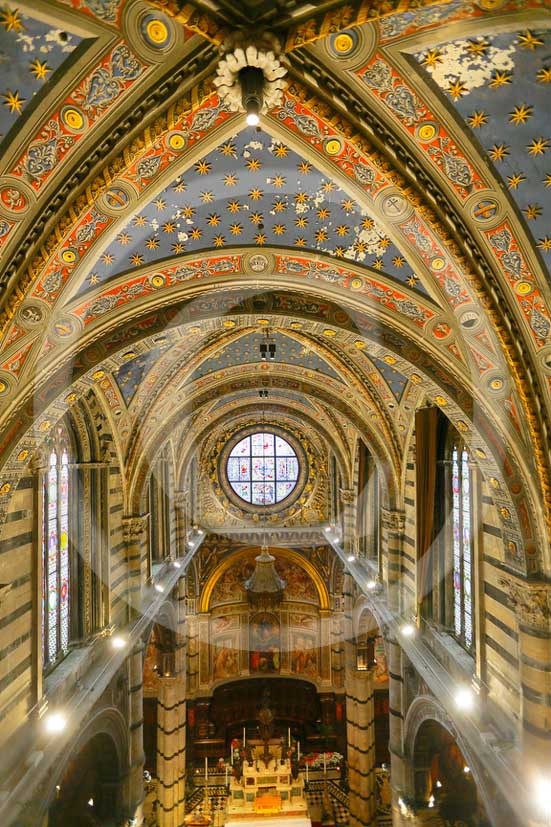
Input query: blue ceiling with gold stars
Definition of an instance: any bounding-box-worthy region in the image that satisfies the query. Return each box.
[83,128,426,295]
[369,356,408,403]
[113,346,162,406]
[415,27,551,264]
[188,331,342,383]
[0,4,83,144]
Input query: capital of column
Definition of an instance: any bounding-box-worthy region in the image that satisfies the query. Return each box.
[381,508,405,532]
[339,488,356,505]
[123,514,149,542]
[500,577,551,631]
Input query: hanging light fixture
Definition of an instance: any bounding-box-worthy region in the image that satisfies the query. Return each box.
[214,40,287,125]
[244,545,286,609]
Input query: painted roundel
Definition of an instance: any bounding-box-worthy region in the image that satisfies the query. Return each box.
[226,431,299,506]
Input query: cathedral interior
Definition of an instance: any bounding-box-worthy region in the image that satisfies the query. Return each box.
[1,0,551,825]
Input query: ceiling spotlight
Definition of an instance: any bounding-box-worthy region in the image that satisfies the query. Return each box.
[44,712,67,734]
[111,635,126,650]
[172,560,182,569]
[268,342,276,360]
[400,622,416,638]
[463,766,470,774]
[366,579,377,590]
[454,686,474,711]
[347,555,355,562]
[154,584,165,593]
[239,66,264,127]
[260,343,267,361]
[534,777,551,819]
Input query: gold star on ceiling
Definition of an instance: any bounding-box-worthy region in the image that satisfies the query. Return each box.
[250,212,263,225]
[523,204,542,220]
[518,30,544,50]
[162,222,175,233]
[2,90,25,113]
[488,143,510,162]
[354,240,367,253]
[272,175,286,188]
[153,198,166,210]
[200,191,214,203]
[190,227,202,240]
[507,173,526,190]
[393,256,405,267]
[195,159,211,175]
[213,234,225,247]
[230,223,242,235]
[422,48,442,68]
[448,79,468,101]
[101,253,114,265]
[295,216,308,228]
[295,237,306,247]
[295,192,309,205]
[228,200,241,213]
[249,187,263,200]
[537,66,551,84]
[317,207,330,219]
[182,206,194,218]
[537,236,551,251]
[89,273,99,285]
[335,225,349,236]
[29,58,50,80]
[172,242,185,253]
[543,174,551,189]
[298,161,312,173]
[131,254,144,266]
[273,143,289,158]
[466,38,490,56]
[0,6,25,32]
[255,232,266,244]
[246,158,261,171]
[378,236,391,249]
[174,180,186,193]
[509,104,533,126]
[118,232,131,244]
[373,258,384,270]
[315,229,328,242]
[527,138,550,156]
[273,224,286,236]
[407,275,418,286]
[224,174,238,186]
[207,213,221,226]
[334,246,345,257]
[361,217,374,230]
[218,141,237,157]
[467,110,488,128]
[489,70,512,89]
[273,199,286,212]
[145,238,159,249]
[342,199,355,212]
[134,215,147,226]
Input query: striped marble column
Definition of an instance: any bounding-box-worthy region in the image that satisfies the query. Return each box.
[128,640,146,825]
[346,667,377,826]
[340,488,358,558]
[173,490,188,559]
[502,578,551,766]
[157,676,186,827]
[122,515,148,619]
[380,509,405,612]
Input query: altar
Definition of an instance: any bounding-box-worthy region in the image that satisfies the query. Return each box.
[227,743,310,824]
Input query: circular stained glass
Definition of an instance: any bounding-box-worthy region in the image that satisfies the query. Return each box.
[226,431,299,506]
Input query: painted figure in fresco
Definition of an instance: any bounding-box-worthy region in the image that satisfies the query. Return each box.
[250,614,280,673]
[213,643,238,680]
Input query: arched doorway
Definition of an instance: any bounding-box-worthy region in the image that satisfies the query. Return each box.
[48,733,121,826]
[413,719,491,826]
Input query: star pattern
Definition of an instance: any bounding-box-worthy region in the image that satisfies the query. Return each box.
[416,28,551,261]
[82,130,424,295]
[0,5,80,143]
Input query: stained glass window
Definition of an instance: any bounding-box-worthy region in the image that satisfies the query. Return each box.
[227,432,299,505]
[43,444,70,668]
[451,445,473,650]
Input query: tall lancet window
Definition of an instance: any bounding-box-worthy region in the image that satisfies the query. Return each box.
[43,441,70,668]
[451,444,473,650]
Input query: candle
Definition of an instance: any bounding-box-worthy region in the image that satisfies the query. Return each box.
[243,726,246,746]
[323,752,326,775]
[297,741,300,761]
[205,756,208,782]
[225,766,228,785]
[306,763,309,783]
[288,728,291,748]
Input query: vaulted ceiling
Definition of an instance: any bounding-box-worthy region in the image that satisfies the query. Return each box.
[1,0,550,574]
